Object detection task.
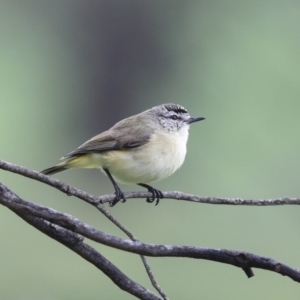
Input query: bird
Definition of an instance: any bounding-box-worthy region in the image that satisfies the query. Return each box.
[41,103,205,206]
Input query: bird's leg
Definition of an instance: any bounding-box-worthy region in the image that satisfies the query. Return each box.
[138,183,164,205]
[103,168,126,206]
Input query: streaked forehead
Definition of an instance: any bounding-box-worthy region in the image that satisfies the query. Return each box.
[164,103,188,114]
[164,103,188,116]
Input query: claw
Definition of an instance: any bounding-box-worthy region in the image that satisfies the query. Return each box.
[138,183,164,205]
[109,187,126,207]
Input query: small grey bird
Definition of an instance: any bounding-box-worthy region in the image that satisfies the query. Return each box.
[42,103,205,206]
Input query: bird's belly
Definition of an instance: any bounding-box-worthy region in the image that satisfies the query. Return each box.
[95,130,188,184]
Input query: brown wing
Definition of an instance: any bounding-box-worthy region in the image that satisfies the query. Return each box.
[63,114,153,158]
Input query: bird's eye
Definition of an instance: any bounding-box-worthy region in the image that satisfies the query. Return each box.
[170,115,179,120]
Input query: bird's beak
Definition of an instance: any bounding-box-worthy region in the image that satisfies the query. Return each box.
[187,116,206,124]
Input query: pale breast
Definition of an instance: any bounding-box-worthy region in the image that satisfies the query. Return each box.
[100,127,189,184]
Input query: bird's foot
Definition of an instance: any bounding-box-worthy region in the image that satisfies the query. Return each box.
[109,187,126,207]
[138,183,164,205]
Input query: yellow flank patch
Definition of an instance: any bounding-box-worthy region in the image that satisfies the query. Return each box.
[66,154,102,169]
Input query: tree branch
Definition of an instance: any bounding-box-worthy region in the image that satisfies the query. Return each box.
[2,158,300,300]
[1,159,300,206]
[1,181,300,284]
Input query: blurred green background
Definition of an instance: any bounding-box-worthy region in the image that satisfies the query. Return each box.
[1,1,300,299]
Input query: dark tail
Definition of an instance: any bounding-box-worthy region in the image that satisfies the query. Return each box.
[41,165,67,175]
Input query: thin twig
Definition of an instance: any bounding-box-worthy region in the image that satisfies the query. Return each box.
[96,203,168,300]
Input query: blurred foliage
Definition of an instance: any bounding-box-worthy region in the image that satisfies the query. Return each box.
[1,1,300,299]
